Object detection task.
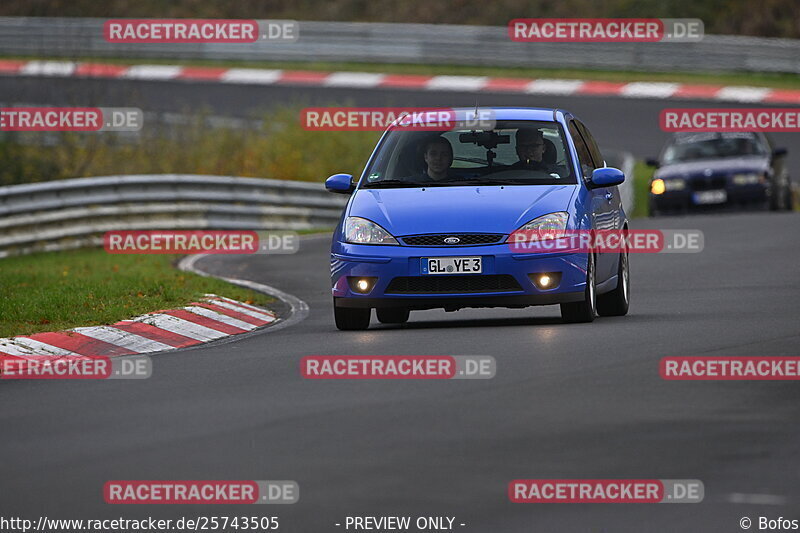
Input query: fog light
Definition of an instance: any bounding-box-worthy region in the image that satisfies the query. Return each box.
[347,276,378,294]
[651,179,666,195]
[529,272,562,290]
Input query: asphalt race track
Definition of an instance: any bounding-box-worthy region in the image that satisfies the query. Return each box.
[1,76,800,532]
[3,75,800,168]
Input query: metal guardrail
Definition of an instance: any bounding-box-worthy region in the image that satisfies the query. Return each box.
[1,17,799,74]
[0,152,636,258]
[0,175,347,257]
[606,150,636,217]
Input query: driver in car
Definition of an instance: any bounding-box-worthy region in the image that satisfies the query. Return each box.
[418,136,455,182]
[511,128,556,172]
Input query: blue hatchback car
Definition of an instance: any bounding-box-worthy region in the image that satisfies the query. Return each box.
[325,108,630,330]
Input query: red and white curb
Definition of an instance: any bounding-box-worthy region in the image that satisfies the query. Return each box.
[0,294,276,362]
[1,59,799,104]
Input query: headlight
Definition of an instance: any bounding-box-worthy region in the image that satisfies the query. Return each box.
[651,178,685,194]
[515,212,569,239]
[732,172,762,185]
[344,217,398,245]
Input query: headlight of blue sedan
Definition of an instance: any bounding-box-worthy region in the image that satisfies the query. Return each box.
[515,211,569,239]
[345,217,399,245]
[732,172,763,185]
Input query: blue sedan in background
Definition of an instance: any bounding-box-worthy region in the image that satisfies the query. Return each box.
[647,132,794,215]
[325,108,630,330]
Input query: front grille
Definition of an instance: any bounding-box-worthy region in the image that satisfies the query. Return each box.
[401,234,504,246]
[690,176,727,191]
[385,275,522,294]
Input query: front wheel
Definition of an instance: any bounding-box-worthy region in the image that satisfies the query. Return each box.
[560,253,597,323]
[784,184,795,211]
[597,250,630,317]
[334,303,371,330]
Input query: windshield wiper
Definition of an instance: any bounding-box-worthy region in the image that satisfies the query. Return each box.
[364,179,427,188]
[429,178,527,186]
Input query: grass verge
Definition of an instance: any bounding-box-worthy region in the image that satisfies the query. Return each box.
[0,249,274,338]
[0,106,381,185]
[5,55,800,90]
[631,161,655,218]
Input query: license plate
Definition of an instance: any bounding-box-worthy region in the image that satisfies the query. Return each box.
[421,257,482,275]
[693,190,727,204]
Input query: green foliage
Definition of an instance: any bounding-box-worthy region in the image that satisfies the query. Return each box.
[0,107,380,185]
[0,248,273,337]
[1,0,797,38]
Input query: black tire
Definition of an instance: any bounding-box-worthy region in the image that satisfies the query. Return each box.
[376,307,410,324]
[597,250,630,317]
[784,184,795,211]
[769,181,783,211]
[560,253,597,323]
[648,197,659,217]
[334,303,371,331]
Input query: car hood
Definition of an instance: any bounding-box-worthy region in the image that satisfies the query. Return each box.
[655,156,769,179]
[348,185,577,235]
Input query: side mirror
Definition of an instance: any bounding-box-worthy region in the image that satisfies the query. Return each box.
[773,147,788,157]
[589,167,625,188]
[325,173,355,194]
[645,157,660,168]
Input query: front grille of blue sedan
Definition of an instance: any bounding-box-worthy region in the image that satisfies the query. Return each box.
[400,234,504,246]
[690,175,727,191]
[385,275,522,294]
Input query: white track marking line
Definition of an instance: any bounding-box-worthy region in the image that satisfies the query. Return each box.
[131,313,228,341]
[323,72,386,87]
[715,86,772,102]
[183,306,257,330]
[204,293,275,315]
[525,79,584,94]
[72,326,173,353]
[621,82,680,98]
[20,61,76,77]
[426,75,488,92]
[0,337,81,357]
[122,65,182,80]
[181,255,307,334]
[0,338,77,357]
[220,68,283,84]
[202,298,276,322]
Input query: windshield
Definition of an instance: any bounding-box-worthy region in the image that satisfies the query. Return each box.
[662,132,768,164]
[361,120,575,188]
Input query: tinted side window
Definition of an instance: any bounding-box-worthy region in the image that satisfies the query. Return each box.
[568,121,595,178]
[576,120,604,168]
